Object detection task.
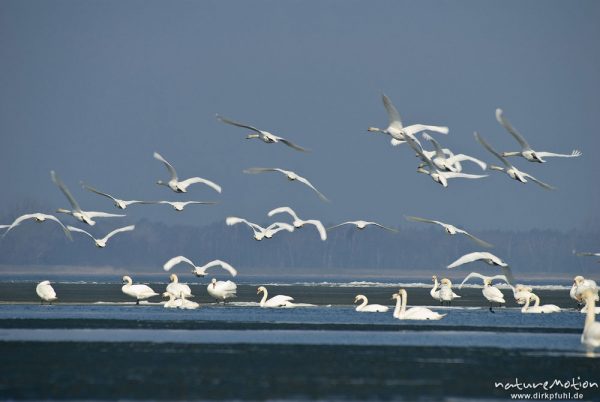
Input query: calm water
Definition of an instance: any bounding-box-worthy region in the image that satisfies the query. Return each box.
[1,282,599,401]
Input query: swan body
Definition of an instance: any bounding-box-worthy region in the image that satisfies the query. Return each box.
[153,152,221,193]
[158,201,216,211]
[163,256,238,278]
[496,109,582,163]
[474,132,555,190]
[257,286,295,308]
[36,280,57,304]
[327,220,397,233]
[226,217,293,241]
[581,290,600,350]
[1,213,72,240]
[368,94,449,146]
[521,293,561,314]
[166,274,193,298]
[51,171,125,225]
[243,167,329,202]
[421,133,487,172]
[439,278,461,305]
[162,292,183,308]
[393,289,445,320]
[83,184,156,209]
[217,114,309,152]
[178,294,200,310]
[447,252,515,285]
[121,276,159,305]
[267,206,327,241]
[354,295,389,312]
[405,216,492,248]
[207,279,237,302]
[482,279,506,312]
[67,225,134,248]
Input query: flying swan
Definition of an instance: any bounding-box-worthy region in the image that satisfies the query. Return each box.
[448,252,515,285]
[458,272,507,312]
[243,168,329,202]
[496,108,582,163]
[153,152,222,193]
[226,216,294,241]
[327,220,397,233]
[267,206,327,241]
[1,213,72,240]
[163,256,238,277]
[67,225,135,248]
[82,184,156,210]
[217,114,309,152]
[421,133,487,172]
[367,94,449,146]
[405,215,492,247]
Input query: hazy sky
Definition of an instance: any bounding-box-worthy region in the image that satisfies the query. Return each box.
[1,0,599,231]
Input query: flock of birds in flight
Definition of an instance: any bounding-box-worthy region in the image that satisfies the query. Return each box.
[2,93,599,351]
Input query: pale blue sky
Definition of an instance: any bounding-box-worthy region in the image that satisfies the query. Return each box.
[1,0,599,231]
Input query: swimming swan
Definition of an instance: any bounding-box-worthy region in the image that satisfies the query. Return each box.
[121,276,159,305]
[257,286,295,308]
[153,152,221,194]
[354,295,389,312]
[67,225,135,248]
[217,114,309,152]
[36,280,57,304]
[393,289,445,320]
[521,293,561,314]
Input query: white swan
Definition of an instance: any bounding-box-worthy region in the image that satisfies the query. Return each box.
[447,252,515,285]
[354,295,389,312]
[36,280,57,304]
[257,286,295,308]
[162,292,182,308]
[458,272,509,289]
[217,114,309,152]
[581,299,600,314]
[157,201,216,211]
[178,294,200,310]
[496,109,582,163]
[405,216,492,248]
[52,171,125,226]
[83,184,156,209]
[439,278,461,306]
[1,213,72,240]
[581,290,600,351]
[474,132,555,190]
[267,206,327,241]
[166,274,193,298]
[66,225,135,248]
[163,256,237,277]
[570,276,598,305]
[575,251,600,263]
[393,289,445,320]
[430,275,441,301]
[521,293,561,314]
[367,94,449,146]
[243,167,329,202]
[481,278,506,313]
[226,217,293,241]
[512,284,534,305]
[207,278,237,302]
[121,276,159,305]
[407,136,488,187]
[153,152,222,193]
[421,133,487,172]
[327,220,397,233]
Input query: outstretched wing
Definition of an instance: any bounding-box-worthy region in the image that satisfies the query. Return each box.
[304,219,327,241]
[226,217,263,231]
[441,172,488,180]
[82,184,118,202]
[381,94,403,130]
[473,132,511,168]
[455,229,494,248]
[51,171,82,212]
[201,260,238,277]
[495,109,531,150]
[178,177,222,193]
[447,252,486,269]
[153,152,178,181]
[279,138,310,152]
[521,172,556,190]
[405,215,445,227]
[295,175,330,202]
[66,225,95,240]
[445,154,487,171]
[268,206,299,220]
[102,225,135,242]
[243,167,280,175]
[327,222,355,230]
[369,222,398,233]
[83,211,126,219]
[216,114,263,134]
[163,256,196,271]
[403,125,449,136]
[535,150,582,159]
[422,133,446,159]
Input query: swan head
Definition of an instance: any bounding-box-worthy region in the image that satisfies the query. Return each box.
[483,278,492,286]
[398,289,407,297]
[39,280,51,285]
[257,286,266,295]
[161,292,171,298]
[441,278,451,286]
[169,274,178,283]
[211,278,217,288]
[432,275,437,282]
[354,294,366,304]
[122,276,132,285]
[392,293,400,300]
[574,276,585,285]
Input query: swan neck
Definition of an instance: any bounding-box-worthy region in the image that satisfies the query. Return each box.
[533,294,541,308]
[400,291,407,315]
[393,296,401,317]
[522,296,531,312]
[585,297,596,330]
[358,297,368,309]
[260,289,268,306]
